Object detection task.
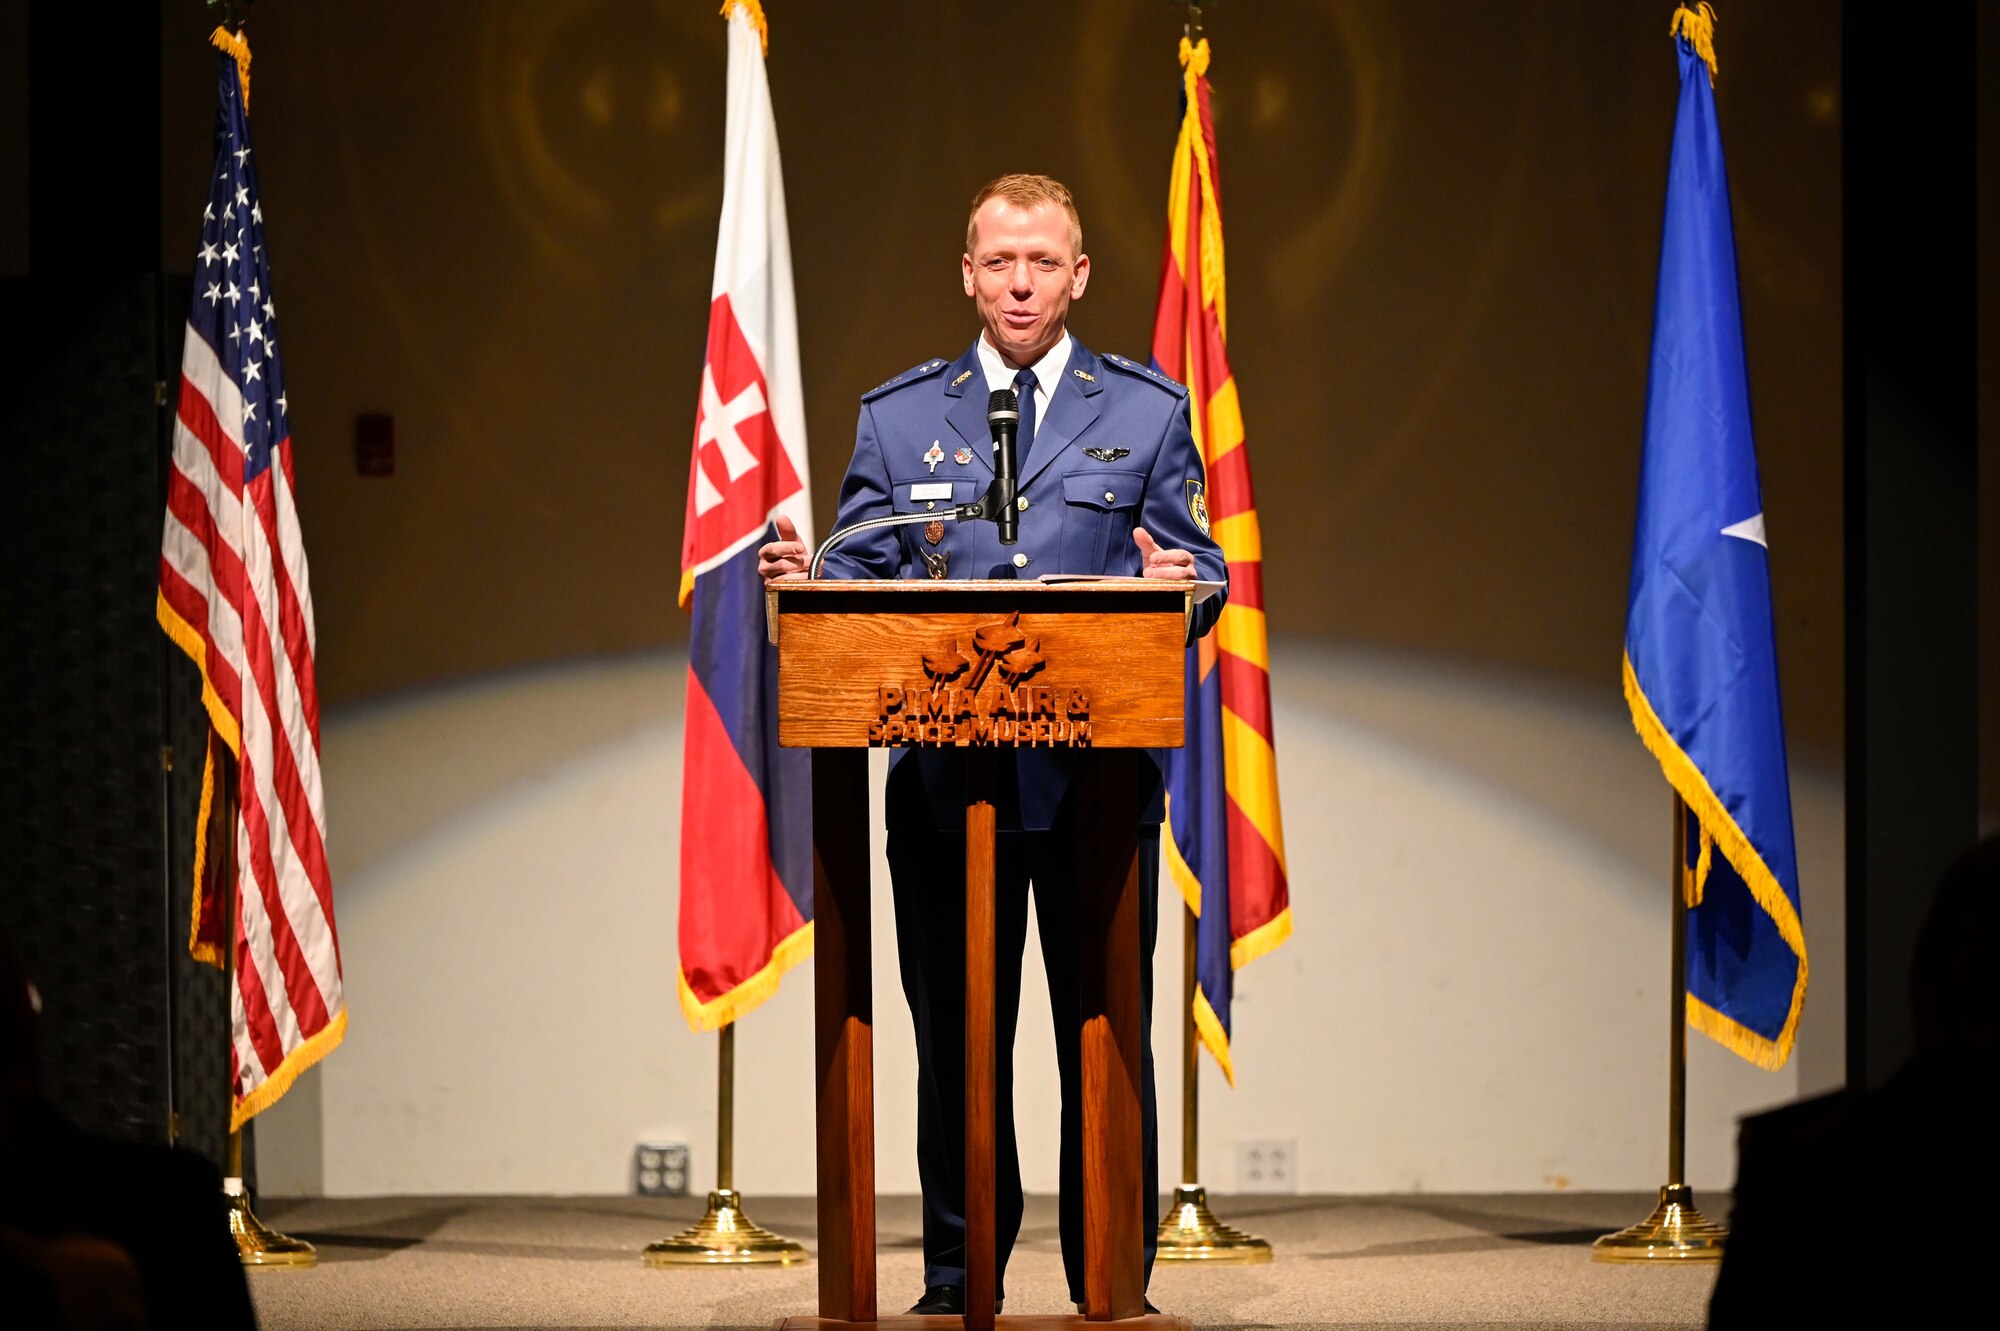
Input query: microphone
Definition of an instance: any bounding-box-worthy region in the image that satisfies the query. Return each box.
[811,389,1022,577]
[986,387,1020,545]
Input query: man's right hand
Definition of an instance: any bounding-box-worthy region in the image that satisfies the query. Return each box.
[758,514,809,583]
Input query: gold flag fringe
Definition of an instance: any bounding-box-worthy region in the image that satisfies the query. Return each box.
[678,920,814,1032]
[232,1007,347,1129]
[1624,653,1806,1068]
[210,24,251,110]
[721,0,770,55]
[1670,3,1719,86]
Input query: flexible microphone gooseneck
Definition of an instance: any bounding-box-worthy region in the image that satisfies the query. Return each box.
[804,387,1025,577]
[986,387,1020,546]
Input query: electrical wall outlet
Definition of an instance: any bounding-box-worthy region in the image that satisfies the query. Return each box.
[1236,1138,1299,1194]
[634,1142,690,1197]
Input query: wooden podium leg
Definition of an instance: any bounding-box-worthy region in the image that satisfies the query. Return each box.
[964,749,999,1331]
[812,749,875,1323]
[1078,751,1145,1321]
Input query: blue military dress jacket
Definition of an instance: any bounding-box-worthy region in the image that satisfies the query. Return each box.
[818,335,1229,831]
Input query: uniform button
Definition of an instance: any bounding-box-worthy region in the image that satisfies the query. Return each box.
[1017,496,1030,511]
[925,500,936,511]
[1104,490,1116,503]
[1012,553,1030,568]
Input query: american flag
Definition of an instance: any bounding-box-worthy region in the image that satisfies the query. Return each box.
[157,42,345,1129]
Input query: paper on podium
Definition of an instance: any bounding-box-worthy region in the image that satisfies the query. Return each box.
[1035,572,1226,604]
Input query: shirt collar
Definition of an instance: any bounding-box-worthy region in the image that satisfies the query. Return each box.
[977,330,1072,408]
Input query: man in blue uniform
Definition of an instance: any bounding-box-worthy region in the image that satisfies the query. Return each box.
[760,174,1226,1315]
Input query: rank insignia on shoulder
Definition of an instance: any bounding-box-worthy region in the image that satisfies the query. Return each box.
[952,369,974,387]
[1072,368,1096,383]
[1102,353,1188,397]
[1084,447,1130,462]
[1186,479,1211,536]
[863,358,949,400]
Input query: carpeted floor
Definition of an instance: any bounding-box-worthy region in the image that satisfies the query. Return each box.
[250,1192,1722,1330]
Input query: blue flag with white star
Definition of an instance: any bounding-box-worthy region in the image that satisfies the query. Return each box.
[1622,18,1806,1069]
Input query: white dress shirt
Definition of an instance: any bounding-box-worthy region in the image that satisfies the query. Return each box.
[976,329,1071,428]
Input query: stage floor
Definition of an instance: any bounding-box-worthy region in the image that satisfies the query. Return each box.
[251,1192,1722,1330]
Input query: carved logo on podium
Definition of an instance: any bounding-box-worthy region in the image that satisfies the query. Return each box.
[871,611,1093,747]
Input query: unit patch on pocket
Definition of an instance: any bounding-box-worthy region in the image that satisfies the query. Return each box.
[1186,479,1211,536]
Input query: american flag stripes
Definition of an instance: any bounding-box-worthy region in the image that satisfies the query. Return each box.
[675,0,814,1032]
[157,37,345,1128]
[1156,36,1293,1085]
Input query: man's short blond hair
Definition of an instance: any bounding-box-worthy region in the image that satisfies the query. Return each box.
[965,173,1083,257]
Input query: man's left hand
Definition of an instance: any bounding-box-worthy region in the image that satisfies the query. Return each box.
[1134,527,1197,582]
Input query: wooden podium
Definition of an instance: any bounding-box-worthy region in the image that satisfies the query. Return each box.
[768,581,1194,1331]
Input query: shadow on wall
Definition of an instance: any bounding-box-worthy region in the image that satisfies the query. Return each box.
[254,641,1842,1198]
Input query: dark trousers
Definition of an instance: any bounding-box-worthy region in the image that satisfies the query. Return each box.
[887,801,1160,1302]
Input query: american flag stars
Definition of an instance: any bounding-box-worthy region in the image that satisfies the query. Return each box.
[191,114,290,455]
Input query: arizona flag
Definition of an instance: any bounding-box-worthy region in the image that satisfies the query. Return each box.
[1155,36,1292,1084]
[676,0,814,1032]
[1624,5,1806,1068]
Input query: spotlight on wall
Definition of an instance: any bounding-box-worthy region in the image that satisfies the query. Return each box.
[633,1141,690,1197]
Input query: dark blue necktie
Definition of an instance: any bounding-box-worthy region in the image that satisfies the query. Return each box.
[1013,367,1039,466]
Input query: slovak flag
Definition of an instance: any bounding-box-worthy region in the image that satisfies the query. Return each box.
[676,0,814,1032]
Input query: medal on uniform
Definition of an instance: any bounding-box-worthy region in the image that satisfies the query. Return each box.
[924,440,945,473]
[922,550,948,579]
[954,446,973,465]
[924,519,945,545]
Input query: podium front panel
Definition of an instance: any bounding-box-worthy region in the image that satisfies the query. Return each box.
[771,582,1188,749]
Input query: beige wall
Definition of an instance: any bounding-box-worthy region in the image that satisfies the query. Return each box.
[255,643,1844,1198]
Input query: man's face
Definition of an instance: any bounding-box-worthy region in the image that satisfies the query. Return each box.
[962,198,1090,368]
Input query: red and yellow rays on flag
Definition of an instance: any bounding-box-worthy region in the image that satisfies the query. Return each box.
[1154,36,1292,1084]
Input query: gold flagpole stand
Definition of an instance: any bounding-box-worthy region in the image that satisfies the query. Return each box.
[1593,793,1727,1262]
[1156,903,1272,1262]
[226,1127,316,1266]
[643,1023,805,1266]
[214,755,317,1267]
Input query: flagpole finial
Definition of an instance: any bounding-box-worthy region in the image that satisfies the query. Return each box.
[1670,3,1719,85]
[721,0,770,55]
[209,24,252,109]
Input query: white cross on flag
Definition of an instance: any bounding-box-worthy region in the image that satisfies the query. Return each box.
[674,1,815,1033]
[678,3,811,597]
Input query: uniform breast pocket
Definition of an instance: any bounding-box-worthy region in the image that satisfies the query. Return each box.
[891,477,982,514]
[1058,469,1145,573]
[890,476,985,559]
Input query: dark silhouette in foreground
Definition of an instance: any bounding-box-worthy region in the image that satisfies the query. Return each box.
[0,933,257,1330]
[1709,835,1999,1325]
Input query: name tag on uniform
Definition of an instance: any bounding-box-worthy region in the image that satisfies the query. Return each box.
[908,482,954,501]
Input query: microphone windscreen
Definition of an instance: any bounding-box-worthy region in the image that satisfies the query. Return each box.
[987,388,1019,420]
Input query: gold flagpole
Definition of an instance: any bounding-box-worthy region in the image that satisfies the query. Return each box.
[1593,792,1727,1261]
[643,1023,804,1266]
[216,754,316,1267]
[1156,902,1270,1262]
